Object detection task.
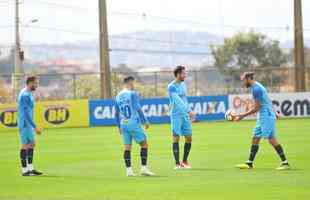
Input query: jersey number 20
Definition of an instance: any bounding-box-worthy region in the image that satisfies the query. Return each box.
[121,105,131,119]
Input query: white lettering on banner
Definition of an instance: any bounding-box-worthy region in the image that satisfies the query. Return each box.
[229,92,310,119]
[189,101,226,115]
[94,106,116,119]
[142,104,170,117]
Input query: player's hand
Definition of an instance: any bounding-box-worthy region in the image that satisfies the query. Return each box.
[118,128,122,135]
[35,127,43,135]
[234,114,244,122]
[275,111,281,120]
[189,111,196,121]
[144,123,150,130]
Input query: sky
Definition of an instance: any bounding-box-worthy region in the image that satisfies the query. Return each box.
[0,0,310,45]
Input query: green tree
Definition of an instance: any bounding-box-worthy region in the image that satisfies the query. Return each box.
[210,31,288,70]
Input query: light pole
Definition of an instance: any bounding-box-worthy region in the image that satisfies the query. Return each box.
[13,0,38,100]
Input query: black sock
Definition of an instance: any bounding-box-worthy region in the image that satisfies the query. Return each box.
[274,145,287,162]
[140,148,148,166]
[27,148,34,165]
[248,144,259,163]
[183,142,192,162]
[20,149,27,168]
[123,150,131,168]
[173,142,180,165]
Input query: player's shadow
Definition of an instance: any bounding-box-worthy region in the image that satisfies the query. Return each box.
[189,168,222,172]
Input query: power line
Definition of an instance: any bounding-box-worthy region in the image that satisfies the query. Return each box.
[110,48,211,55]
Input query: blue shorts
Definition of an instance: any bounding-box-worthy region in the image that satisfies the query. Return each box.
[253,117,276,139]
[170,115,192,136]
[19,127,35,145]
[120,123,147,145]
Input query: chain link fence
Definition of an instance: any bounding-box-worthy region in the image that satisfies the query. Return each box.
[1,67,310,103]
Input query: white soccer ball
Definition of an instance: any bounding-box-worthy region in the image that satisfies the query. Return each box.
[225,109,237,121]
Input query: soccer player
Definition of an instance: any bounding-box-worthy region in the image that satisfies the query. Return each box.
[17,76,43,176]
[115,76,155,177]
[168,65,195,169]
[235,72,290,170]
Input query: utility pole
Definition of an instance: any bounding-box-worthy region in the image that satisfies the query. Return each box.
[98,0,111,99]
[13,0,22,101]
[294,0,305,92]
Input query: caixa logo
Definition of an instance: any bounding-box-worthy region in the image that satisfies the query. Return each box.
[44,107,69,124]
[0,109,18,127]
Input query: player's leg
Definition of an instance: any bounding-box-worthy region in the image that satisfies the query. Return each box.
[139,140,155,176]
[262,117,290,170]
[268,137,290,170]
[172,135,181,169]
[19,129,31,176]
[124,144,135,176]
[121,127,135,176]
[27,142,43,175]
[181,115,193,169]
[171,116,182,169]
[236,123,262,169]
[133,125,154,176]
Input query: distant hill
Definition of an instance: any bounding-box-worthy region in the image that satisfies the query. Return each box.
[10,30,310,72]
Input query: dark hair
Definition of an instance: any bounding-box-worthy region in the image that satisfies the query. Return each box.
[244,72,255,80]
[173,65,185,77]
[123,76,135,84]
[26,76,37,84]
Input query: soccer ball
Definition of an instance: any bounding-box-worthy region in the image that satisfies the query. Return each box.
[225,109,237,121]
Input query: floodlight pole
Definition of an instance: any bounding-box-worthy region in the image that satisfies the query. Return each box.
[98,0,112,99]
[294,0,306,92]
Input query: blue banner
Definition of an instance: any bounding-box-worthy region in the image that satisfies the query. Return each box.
[89,95,228,126]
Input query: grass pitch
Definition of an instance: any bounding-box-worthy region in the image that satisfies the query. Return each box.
[0,119,309,200]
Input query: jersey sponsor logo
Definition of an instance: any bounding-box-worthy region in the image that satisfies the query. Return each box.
[0,109,18,127]
[44,107,70,124]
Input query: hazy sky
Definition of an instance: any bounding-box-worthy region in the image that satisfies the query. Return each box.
[0,0,309,45]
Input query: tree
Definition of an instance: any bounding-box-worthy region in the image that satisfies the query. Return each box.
[210,31,289,89]
[210,31,288,70]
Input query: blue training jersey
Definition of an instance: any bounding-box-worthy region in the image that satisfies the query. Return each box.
[115,89,148,128]
[167,80,191,116]
[251,81,275,119]
[17,88,36,129]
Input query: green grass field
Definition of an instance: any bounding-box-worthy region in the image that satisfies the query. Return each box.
[1,119,309,200]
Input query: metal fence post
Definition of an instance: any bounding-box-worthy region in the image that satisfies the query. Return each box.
[73,74,77,99]
[194,70,198,96]
[154,72,158,97]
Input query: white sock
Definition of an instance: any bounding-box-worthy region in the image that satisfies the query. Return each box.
[141,165,147,170]
[22,167,28,174]
[27,164,34,171]
[282,160,288,164]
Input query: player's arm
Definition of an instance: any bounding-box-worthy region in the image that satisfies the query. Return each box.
[235,88,262,121]
[21,95,42,134]
[132,92,149,129]
[21,95,36,128]
[114,102,122,133]
[168,85,193,116]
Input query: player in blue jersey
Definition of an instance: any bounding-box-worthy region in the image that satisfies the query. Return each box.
[168,66,195,170]
[115,76,155,177]
[17,76,43,176]
[235,72,290,170]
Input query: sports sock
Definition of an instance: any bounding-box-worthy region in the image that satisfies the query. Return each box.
[274,145,288,162]
[248,144,259,163]
[124,150,131,168]
[173,142,180,165]
[183,142,192,162]
[140,148,148,166]
[27,148,34,171]
[20,149,27,172]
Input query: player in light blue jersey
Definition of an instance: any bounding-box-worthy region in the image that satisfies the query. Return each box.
[115,76,155,177]
[235,72,290,170]
[167,66,195,170]
[17,76,43,176]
